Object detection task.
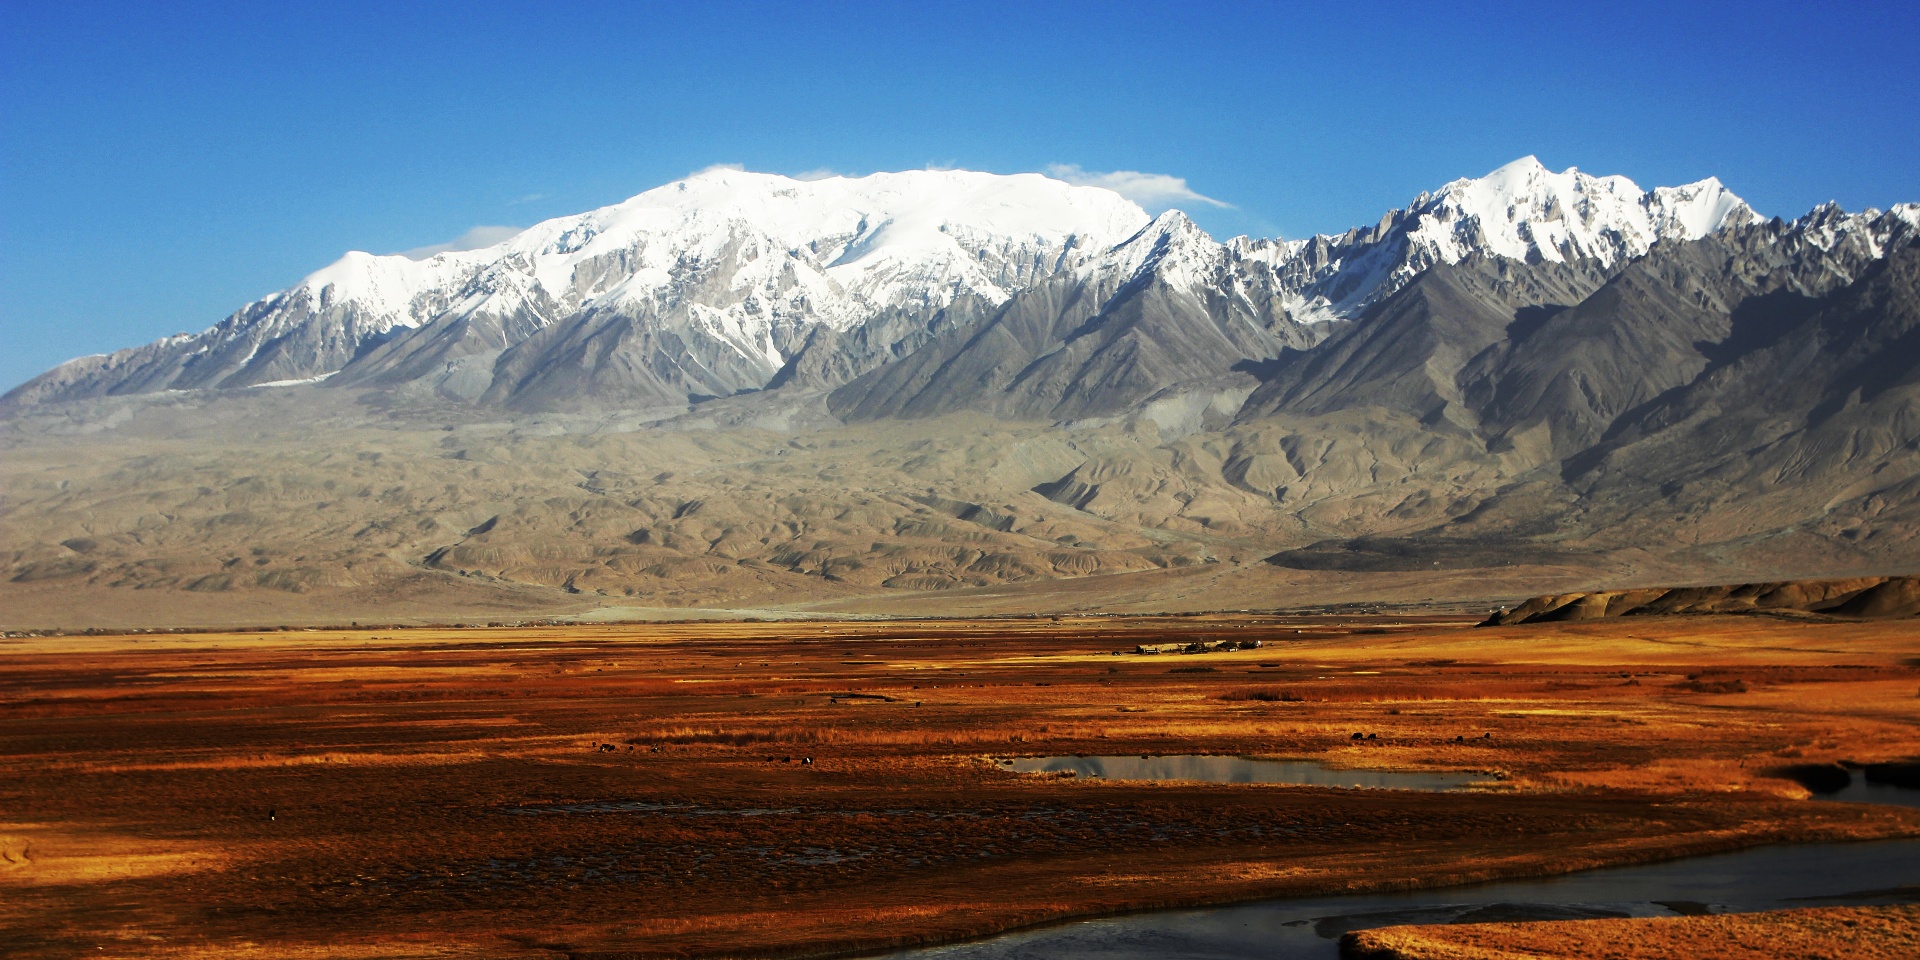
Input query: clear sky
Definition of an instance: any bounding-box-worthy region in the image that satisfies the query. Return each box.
[3,0,1917,391]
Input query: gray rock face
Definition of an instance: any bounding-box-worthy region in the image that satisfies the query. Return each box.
[1242,204,1919,443]
[1261,222,1920,573]
[1235,256,1617,432]
[830,212,1326,422]
[1462,207,1920,461]
[1,287,406,407]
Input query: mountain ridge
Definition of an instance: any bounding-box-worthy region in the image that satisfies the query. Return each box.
[4,159,1775,412]
[6,160,1919,625]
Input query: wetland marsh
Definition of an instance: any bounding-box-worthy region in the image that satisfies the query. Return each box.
[2,613,1917,958]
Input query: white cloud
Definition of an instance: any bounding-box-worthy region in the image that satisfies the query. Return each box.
[399,225,522,260]
[1045,164,1232,211]
[507,192,548,206]
[792,167,844,182]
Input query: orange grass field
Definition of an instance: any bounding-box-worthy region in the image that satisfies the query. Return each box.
[1343,904,1920,959]
[2,613,1918,958]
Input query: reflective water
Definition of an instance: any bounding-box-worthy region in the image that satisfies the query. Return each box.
[889,839,1920,959]
[1005,755,1494,792]
[1817,774,1920,809]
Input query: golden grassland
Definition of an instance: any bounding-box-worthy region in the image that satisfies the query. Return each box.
[1343,904,1920,959]
[1,613,1917,958]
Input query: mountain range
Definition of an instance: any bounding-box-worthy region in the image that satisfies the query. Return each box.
[4,158,1917,627]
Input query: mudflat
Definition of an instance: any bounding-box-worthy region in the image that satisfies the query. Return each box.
[3,614,1917,958]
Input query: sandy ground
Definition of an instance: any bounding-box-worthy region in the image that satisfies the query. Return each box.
[2,614,1917,958]
[0,559,1631,632]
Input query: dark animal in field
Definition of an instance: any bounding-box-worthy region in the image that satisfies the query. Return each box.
[802,757,813,765]
[1366,733,1378,740]
[1351,732,1365,740]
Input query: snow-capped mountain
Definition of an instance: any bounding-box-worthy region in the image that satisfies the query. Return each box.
[1233,156,1758,323]
[5,169,1149,408]
[13,157,1913,415]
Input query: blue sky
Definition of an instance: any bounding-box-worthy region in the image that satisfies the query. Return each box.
[3,1,1918,391]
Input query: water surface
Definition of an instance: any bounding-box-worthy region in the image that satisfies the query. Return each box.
[1817,774,1920,809]
[889,839,1920,959]
[1005,755,1493,792]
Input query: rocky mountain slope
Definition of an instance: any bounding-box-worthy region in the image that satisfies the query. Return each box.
[827,211,1323,422]
[3,159,1916,626]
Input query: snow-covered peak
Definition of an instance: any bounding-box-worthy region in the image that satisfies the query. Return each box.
[1786,201,1920,260]
[1406,157,1756,268]
[285,168,1150,336]
[1098,210,1226,293]
[1649,177,1755,238]
[1254,158,1761,323]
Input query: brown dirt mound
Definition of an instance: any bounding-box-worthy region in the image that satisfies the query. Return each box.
[1484,574,1920,625]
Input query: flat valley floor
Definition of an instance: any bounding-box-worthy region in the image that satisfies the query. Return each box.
[3,614,1918,958]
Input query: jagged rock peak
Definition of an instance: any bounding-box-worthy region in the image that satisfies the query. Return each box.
[1099,210,1227,291]
[1407,156,1758,267]
[1231,156,1760,323]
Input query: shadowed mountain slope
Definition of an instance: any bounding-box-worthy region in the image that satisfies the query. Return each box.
[830,212,1323,422]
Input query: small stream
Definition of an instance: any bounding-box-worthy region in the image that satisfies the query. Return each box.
[1003,755,1494,791]
[887,838,1920,959]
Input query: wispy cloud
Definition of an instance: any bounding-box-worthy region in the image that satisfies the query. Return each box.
[507,192,548,206]
[792,167,844,182]
[399,225,522,260]
[1045,164,1232,211]
[690,162,745,177]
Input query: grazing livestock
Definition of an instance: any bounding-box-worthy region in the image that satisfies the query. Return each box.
[1351,732,1365,740]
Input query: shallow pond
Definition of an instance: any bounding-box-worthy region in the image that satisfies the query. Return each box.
[1817,773,1920,809]
[1004,755,1494,792]
[887,838,1920,959]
